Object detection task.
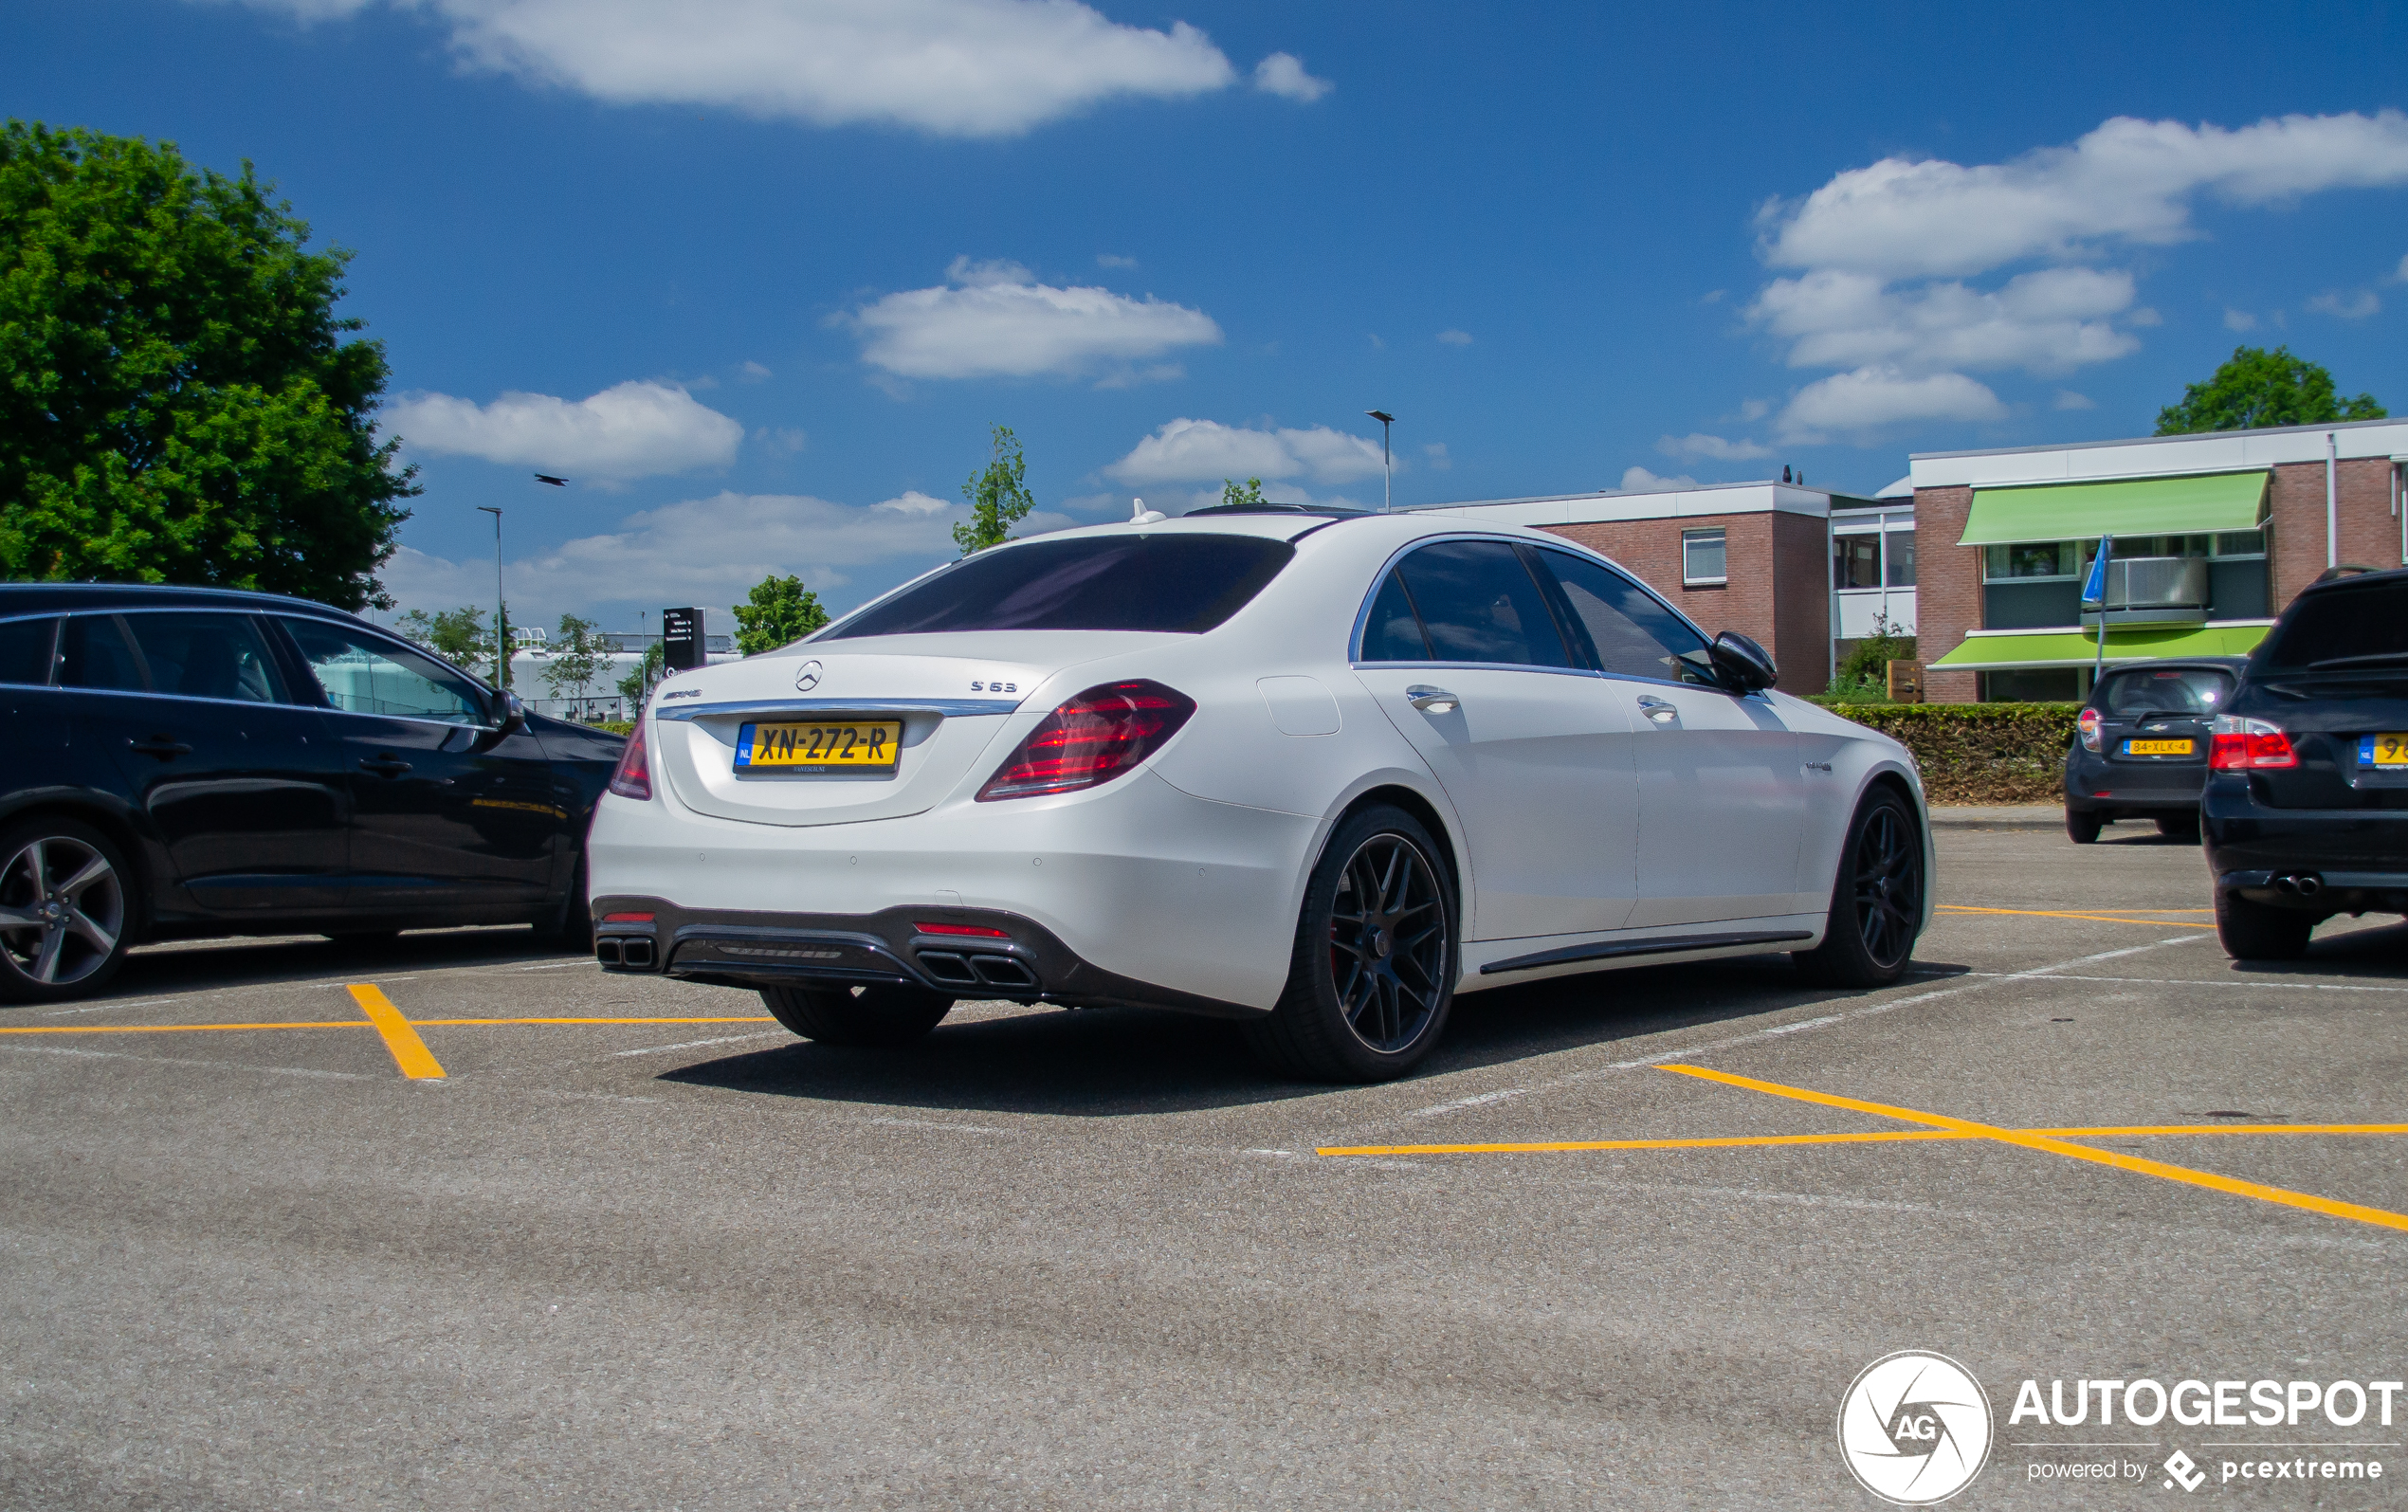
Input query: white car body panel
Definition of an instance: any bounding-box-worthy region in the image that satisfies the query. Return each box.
[586,510,1935,1020]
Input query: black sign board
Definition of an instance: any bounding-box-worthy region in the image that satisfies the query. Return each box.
[662,608,704,672]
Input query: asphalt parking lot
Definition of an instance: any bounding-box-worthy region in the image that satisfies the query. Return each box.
[5,821,2405,1509]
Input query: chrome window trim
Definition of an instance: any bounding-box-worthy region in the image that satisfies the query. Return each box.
[654,697,1025,722]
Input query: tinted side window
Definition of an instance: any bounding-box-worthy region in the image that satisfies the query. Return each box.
[1536,550,1715,684]
[1359,569,1431,661]
[121,612,284,703]
[281,618,487,724]
[828,535,1295,638]
[1392,540,1573,668]
[0,618,57,686]
[59,615,148,692]
[2098,666,2231,717]
[2257,583,2408,671]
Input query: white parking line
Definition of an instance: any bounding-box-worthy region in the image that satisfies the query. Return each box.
[2018,973,2408,993]
[611,1032,784,1057]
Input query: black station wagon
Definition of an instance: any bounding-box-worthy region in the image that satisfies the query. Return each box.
[0,583,624,1002]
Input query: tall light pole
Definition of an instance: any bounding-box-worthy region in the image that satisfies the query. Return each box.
[476,505,504,690]
[1365,410,1395,513]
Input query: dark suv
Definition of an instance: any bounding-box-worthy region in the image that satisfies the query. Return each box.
[2205,566,2408,958]
[2064,657,2247,844]
[0,583,625,1001]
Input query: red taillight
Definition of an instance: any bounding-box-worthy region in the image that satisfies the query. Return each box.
[602,912,655,923]
[608,718,653,799]
[2209,716,2297,771]
[976,680,1196,802]
[914,921,1010,938]
[2077,707,2102,753]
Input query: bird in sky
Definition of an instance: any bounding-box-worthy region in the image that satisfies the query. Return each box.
[534,474,569,486]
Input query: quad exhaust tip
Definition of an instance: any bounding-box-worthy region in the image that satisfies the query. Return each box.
[595,937,656,968]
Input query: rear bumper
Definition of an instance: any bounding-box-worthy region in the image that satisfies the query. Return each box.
[2063,750,2207,815]
[589,898,1267,1019]
[2204,772,2408,912]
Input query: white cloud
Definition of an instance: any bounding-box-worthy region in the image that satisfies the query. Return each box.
[844,257,1221,381]
[1749,265,2141,376]
[1739,398,1770,421]
[873,489,951,515]
[1251,51,1330,102]
[1778,367,2008,441]
[2308,288,2381,319]
[2397,252,2408,281]
[1435,328,1473,345]
[228,0,1246,138]
[2053,390,2096,410]
[2224,307,2258,331]
[1096,252,1140,268]
[1422,442,1451,472]
[1657,432,1773,462]
[1619,466,1698,492]
[386,380,743,480]
[756,426,809,453]
[1104,417,1387,486]
[1760,111,2408,281]
[739,360,774,381]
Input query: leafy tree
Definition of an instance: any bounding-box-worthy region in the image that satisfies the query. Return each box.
[394,603,511,685]
[542,612,604,711]
[954,423,1036,555]
[732,573,829,655]
[1220,477,1268,508]
[0,121,416,608]
[616,640,664,710]
[2156,345,2385,435]
[1825,610,1915,703]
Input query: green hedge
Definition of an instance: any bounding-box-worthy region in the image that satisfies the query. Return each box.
[1810,701,2081,805]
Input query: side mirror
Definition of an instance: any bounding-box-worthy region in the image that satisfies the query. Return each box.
[492,688,526,737]
[1708,631,1779,693]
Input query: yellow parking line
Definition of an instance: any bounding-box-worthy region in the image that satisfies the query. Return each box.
[1661,1064,2408,1234]
[1938,904,2216,928]
[2029,1123,2408,1139]
[1318,1122,2408,1157]
[402,1016,778,1027]
[347,984,445,1081]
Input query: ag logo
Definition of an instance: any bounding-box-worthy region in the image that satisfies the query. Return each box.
[794,659,824,692]
[1836,1351,1993,1505]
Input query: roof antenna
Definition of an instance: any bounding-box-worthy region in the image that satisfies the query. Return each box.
[1130,497,1165,524]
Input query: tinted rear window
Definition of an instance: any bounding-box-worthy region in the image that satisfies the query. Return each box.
[826,535,1295,639]
[2257,582,2408,672]
[0,617,55,686]
[2096,666,2231,717]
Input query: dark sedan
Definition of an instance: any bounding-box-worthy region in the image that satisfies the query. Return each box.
[2063,657,2248,844]
[0,583,625,1001]
[2206,566,2408,958]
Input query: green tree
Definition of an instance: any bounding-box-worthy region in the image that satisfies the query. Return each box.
[0,121,416,608]
[395,604,512,684]
[954,423,1036,555]
[616,640,664,710]
[2156,345,2385,435]
[1220,477,1267,508]
[542,612,604,711]
[732,573,830,655]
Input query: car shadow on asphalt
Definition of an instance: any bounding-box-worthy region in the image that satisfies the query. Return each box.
[2229,918,2408,978]
[658,953,1966,1118]
[68,925,581,1002]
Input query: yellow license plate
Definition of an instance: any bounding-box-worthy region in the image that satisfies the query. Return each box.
[2366,734,2408,767]
[736,720,901,770]
[2125,738,2194,756]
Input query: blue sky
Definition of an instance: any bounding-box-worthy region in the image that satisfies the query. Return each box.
[12,1,2408,629]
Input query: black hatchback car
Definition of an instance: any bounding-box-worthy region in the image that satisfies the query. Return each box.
[0,583,625,1001]
[2063,657,2249,844]
[2205,565,2408,958]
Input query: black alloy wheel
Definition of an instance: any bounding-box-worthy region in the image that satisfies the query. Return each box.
[1246,804,1457,1082]
[0,818,134,1002]
[1795,789,1925,989]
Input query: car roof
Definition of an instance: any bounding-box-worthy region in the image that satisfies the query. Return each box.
[0,581,366,623]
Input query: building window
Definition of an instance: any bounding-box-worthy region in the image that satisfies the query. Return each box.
[1985,531,2268,583]
[1682,527,1727,586]
[1885,529,1916,587]
[1983,542,2080,581]
[1833,536,1882,590]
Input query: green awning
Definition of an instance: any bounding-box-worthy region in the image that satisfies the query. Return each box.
[1956,470,2268,547]
[1931,623,2272,670]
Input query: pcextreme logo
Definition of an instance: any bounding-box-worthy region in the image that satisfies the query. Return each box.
[1837,1351,1996,1505]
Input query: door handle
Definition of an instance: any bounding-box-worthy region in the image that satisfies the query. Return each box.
[126,737,193,759]
[358,756,413,777]
[1405,685,1460,714]
[1634,696,1678,723]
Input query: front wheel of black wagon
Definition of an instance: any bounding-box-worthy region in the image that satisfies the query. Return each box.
[1793,788,1925,990]
[1244,805,1457,1084]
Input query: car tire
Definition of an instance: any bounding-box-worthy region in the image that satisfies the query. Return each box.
[534,849,593,951]
[1793,787,1925,989]
[759,983,953,1046]
[2214,888,2313,961]
[2066,809,2103,845]
[1243,804,1458,1084]
[0,815,136,1004]
[2155,813,2202,843]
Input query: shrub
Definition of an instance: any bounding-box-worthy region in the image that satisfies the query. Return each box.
[1813,702,2081,805]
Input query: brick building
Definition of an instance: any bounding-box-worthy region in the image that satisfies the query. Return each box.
[1914,418,2408,701]
[1407,481,1865,694]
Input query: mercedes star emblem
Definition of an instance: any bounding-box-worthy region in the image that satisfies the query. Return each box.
[794,659,824,692]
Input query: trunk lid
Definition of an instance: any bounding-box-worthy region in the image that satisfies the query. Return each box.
[651,632,1171,826]
[2235,674,2408,810]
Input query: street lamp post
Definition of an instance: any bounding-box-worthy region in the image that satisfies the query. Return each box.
[476,505,504,690]
[1365,410,1395,513]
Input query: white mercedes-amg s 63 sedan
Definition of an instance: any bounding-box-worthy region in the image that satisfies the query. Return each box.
[587,504,1931,1082]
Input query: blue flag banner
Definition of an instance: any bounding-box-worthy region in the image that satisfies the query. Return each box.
[2080,535,2111,606]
